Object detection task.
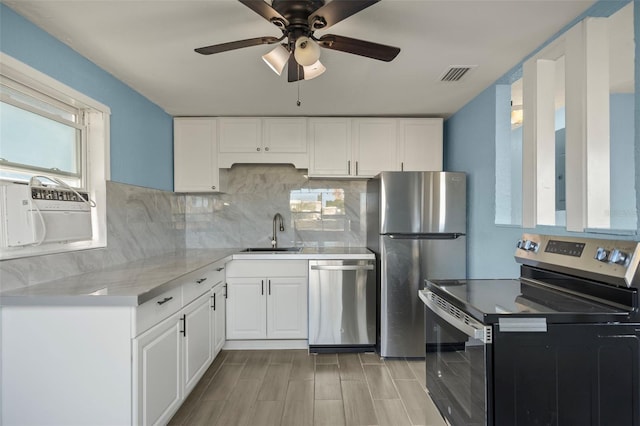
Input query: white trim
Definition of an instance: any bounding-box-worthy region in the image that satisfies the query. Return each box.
[521,16,613,232]
[0,53,110,114]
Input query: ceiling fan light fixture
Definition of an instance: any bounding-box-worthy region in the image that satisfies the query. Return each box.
[303,60,326,80]
[294,36,321,66]
[262,44,291,76]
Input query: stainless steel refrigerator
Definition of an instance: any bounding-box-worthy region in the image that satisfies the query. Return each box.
[367,171,466,358]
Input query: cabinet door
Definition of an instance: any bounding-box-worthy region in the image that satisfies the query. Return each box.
[397,118,443,171]
[135,313,182,426]
[173,118,219,192]
[352,118,397,177]
[182,293,212,395]
[263,118,307,153]
[266,277,308,339]
[226,277,267,339]
[211,283,226,356]
[308,118,351,176]
[218,118,262,153]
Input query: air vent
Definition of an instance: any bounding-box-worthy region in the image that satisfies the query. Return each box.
[440,65,476,82]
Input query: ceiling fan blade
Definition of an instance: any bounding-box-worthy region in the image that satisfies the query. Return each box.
[287,56,304,82]
[317,34,400,62]
[239,0,289,27]
[308,0,379,30]
[195,36,280,55]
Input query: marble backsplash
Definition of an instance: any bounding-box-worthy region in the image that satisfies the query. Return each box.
[0,181,186,292]
[0,165,368,291]
[185,165,367,249]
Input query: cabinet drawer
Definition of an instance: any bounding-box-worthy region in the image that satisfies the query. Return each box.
[226,260,308,278]
[182,268,216,305]
[136,287,183,335]
[210,261,226,285]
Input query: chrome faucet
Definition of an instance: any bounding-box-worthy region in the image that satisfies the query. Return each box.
[272,213,285,248]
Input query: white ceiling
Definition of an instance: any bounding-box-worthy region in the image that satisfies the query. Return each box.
[5,0,601,117]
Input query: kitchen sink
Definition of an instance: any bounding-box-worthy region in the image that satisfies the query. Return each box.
[241,247,302,253]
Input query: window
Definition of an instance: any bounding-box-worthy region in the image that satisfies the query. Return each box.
[290,188,351,246]
[0,53,110,260]
[1,76,85,187]
[290,188,346,231]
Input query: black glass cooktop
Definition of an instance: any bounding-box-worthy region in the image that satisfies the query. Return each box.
[425,278,631,324]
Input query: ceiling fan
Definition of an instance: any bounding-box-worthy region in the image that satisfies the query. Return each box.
[194,0,401,82]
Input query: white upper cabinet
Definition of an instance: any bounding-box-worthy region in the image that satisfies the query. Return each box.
[351,118,397,177]
[173,118,219,192]
[308,118,443,178]
[218,117,308,168]
[397,118,443,171]
[263,118,308,153]
[174,117,444,182]
[308,118,351,176]
[218,117,261,153]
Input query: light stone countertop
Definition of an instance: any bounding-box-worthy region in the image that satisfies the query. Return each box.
[0,247,374,307]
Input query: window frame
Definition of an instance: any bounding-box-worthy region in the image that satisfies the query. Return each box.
[0,53,110,260]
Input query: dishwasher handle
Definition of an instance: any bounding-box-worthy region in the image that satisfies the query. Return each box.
[310,265,374,271]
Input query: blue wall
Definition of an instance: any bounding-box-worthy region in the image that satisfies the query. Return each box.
[0,4,174,191]
[610,94,636,230]
[445,86,524,278]
[445,0,638,279]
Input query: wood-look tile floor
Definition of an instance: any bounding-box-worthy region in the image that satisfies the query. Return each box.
[169,350,447,426]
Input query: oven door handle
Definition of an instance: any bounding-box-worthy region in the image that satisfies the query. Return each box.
[419,290,492,343]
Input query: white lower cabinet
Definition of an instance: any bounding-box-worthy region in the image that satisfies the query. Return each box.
[226,277,267,339]
[135,312,183,426]
[267,277,308,339]
[226,260,308,341]
[211,281,227,356]
[135,291,214,425]
[182,292,213,395]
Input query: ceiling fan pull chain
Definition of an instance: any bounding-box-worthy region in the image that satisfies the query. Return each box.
[297,77,302,107]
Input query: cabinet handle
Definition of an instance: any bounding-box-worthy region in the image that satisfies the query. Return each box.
[157,296,173,305]
[257,147,261,152]
[356,161,359,176]
[224,283,228,299]
[212,185,216,190]
[211,293,216,310]
[265,147,269,152]
[348,160,351,175]
[261,280,264,295]
[401,162,404,171]
[180,314,186,337]
[216,267,225,272]
[268,280,271,295]
[196,277,207,284]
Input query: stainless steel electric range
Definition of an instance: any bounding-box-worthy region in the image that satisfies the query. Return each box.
[419,234,640,426]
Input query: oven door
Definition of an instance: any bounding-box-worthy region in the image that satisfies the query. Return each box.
[422,291,493,426]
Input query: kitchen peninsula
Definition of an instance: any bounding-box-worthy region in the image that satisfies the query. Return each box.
[0,246,373,425]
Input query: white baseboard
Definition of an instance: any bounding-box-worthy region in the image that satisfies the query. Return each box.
[223,339,308,350]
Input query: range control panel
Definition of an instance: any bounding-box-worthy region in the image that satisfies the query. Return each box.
[515,234,640,288]
[544,240,586,258]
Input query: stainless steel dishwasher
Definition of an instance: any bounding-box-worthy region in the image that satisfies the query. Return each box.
[308,259,376,352]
